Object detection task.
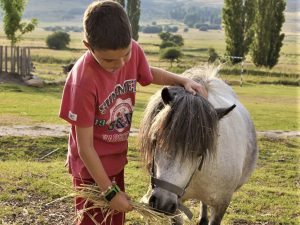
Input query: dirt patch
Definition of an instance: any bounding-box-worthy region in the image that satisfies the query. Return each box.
[0,125,70,137]
[257,130,300,138]
[231,219,275,225]
[0,115,35,126]
[0,125,298,138]
[0,125,140,137]
[1,196,74,225]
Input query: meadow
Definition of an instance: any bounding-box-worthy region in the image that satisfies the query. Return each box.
[0,26,299,225]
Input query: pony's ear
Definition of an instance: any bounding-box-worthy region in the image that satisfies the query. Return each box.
[216,104,236,119]
[161,87,175,105]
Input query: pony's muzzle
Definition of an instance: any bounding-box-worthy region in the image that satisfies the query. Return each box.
[148,188,178,214]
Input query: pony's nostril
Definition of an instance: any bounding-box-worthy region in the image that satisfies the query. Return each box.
[169,203,177,214]
[149,195,157,208]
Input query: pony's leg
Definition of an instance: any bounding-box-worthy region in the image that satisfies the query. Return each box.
[198,202,209,225]
[209,202,230,225]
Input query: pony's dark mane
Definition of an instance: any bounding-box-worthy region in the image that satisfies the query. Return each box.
[139,84,219,170]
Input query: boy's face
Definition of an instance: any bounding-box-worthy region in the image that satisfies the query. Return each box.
[85,41,132,73]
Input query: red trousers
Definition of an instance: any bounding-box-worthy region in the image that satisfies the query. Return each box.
[73,170,125,225]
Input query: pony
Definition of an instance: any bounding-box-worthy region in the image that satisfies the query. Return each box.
[139,67,258,225]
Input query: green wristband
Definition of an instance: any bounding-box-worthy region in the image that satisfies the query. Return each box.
[103,184,120,202]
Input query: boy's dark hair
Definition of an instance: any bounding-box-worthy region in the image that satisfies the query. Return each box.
[83,0,132,51]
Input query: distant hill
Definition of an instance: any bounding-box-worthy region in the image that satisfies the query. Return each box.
[0,0,298,29]
[19,0,225,23]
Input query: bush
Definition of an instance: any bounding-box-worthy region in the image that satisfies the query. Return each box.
[199,25,208,31]
[208,47,219,63]
[142,25,163,34]
[158,32,171,41]
[46,31,70,50]
[160,41,176,49]
[158,32,184,48]
[160,47,182,67]
[164,25,178,33]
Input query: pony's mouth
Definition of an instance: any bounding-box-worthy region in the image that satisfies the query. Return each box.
[148,204,176,216]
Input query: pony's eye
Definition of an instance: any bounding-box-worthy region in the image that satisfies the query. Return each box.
[152,139,157,146]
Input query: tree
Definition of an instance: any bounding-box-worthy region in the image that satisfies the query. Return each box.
[127,0,140,41]
[158,32,184,49]
[142,25,162,34]
[115,0,125,7]
[46,31,70,50]
[251,0,286,68]
[158,32,171,42]
[0,0,38,46]
[208,48,219,63]
[171,35,184,46]
[222,0,255,64]
[160,48,182,67]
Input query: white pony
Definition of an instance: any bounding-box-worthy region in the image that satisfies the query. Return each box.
[139,67,258,225]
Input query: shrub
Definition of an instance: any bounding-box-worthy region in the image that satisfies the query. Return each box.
[158,32,184,48]
[46,31,70,50]
[199,25,208,31]
[142,25,162,34]
[160,47,182,67]
[160,41,176,49]
[208,47,219,63]
[164,25,178,33]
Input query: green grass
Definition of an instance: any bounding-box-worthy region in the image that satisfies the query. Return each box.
[223,137,300,224]
[0,136,68,161]
[0,136,299,224]
[0,84,63,125]
[232,84,300,131]
[0,82,298,131]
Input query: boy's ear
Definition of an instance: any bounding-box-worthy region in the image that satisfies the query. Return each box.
[83,40,92,51]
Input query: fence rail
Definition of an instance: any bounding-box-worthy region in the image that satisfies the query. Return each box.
[0,46,32,77]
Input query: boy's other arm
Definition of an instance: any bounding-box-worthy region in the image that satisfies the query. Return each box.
[75,126,133,212]
[150,66,208,98]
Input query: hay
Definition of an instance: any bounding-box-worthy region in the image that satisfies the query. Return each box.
[49,182,182,225]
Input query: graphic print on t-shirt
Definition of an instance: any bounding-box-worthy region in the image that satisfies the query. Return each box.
[107,98,133,132]
[98,79,136,115]
[99,98,133,143]
[94,79,136,143]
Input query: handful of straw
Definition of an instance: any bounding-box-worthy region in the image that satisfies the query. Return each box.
[49,182,182,225]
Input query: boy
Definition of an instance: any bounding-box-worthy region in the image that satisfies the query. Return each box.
[59,1,207,224]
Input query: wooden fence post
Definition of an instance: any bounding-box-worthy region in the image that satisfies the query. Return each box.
[0,45,31,77]
[0,46,2,73]
[16,47,20,74]
[27,48,31,76]
[5,46,8,73]
[20,48,24,77]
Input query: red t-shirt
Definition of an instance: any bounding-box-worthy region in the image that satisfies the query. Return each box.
[59,40,153,178]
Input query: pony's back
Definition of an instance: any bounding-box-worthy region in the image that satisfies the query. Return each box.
[184,67,258,191]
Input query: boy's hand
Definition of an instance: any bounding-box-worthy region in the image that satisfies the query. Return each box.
[182,77,208,98]
[109,191,133,213]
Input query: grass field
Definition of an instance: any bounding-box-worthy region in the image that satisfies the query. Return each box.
[0,136,299,224]
[0,24,299,225]
[0,82,298,131]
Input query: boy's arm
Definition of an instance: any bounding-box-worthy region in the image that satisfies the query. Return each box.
[150,66,208,97]
[75,126,132,212]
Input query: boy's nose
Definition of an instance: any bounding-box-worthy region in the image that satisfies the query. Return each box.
[115,58,126,69]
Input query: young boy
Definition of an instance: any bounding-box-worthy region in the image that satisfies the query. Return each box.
[59,1,207,224]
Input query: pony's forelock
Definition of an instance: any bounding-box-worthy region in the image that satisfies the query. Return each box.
[139,84,219,169]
